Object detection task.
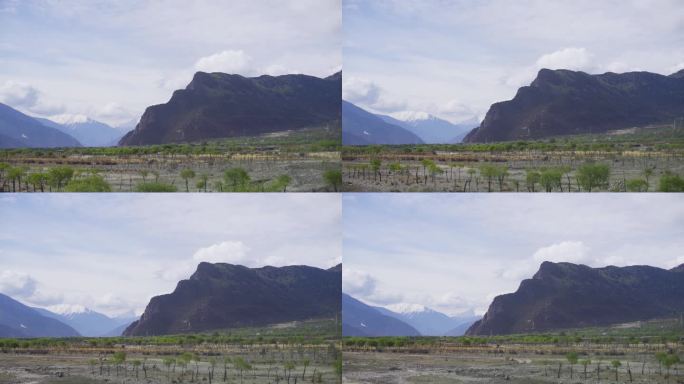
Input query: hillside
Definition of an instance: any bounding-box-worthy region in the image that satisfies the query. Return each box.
[37,115,124,147]
[124,263,341,336]
[467,262,684,335]
[119,72,341,145]
[342,101,424,145]
[0,293,80,338]
[464,69,684,142]
[0,103,81,148]
[342,293,420,337]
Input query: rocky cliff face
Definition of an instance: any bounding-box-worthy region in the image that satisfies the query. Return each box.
[464,69,684,142]
[466,262,684,335]
[124,263,341,336]
[119,72,341,145]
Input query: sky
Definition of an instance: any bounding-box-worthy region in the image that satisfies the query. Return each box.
[0,0,341,126]
[343,194,684,317]
[342,0,684,124]
[0,194,341,317]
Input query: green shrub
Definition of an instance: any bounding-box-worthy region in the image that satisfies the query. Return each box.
[64,175,112,192]
[658,172,684,192]
[135,182,178,192]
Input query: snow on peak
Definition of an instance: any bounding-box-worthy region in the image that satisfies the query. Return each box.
[393,110,434,122]
[50,114,91,125]
[387,303,430,314]
[47,304,91,315]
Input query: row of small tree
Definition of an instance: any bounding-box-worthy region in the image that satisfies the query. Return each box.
[86,350,336,384]
[346,158,684,192]
[0,163,343,192]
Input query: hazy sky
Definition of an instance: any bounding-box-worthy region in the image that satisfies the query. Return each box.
[0,194,341,317]
[343,0,684,123]
[0,0,341,126]
[343,194,684,316]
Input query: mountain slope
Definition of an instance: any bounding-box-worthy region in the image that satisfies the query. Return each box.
[342,293,420,336]
[342,101,424,145]
[37,115,124,147]
[467,262,684,335]
[464,69,684,142]
[119,72,341,145]
[34,306,137,337]
[375,305,480,336]
[124,263,341,336]
[0,293,80,338]
[0,103,81,148]
[379,113,477,144]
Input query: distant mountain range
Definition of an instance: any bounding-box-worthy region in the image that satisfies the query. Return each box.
[119,72,342,146]
[342,293,479,336]
[467,262,684,335]
[342,101,423,145]
[0,103,81,148]
[464,68,684,142]
[378,112,477,144]
[0,293,80,338]
[125,263,341,336]
[36,115,125,147]
[375,304,479,336]
[342,293,420,336]
[34,305,136,337]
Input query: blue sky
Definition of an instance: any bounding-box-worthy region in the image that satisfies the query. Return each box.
[0,0,341,126]
[343,0,684,123]
[343,194,684,316]
[0,194,341,316]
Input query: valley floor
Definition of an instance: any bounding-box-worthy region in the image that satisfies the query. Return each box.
[343,350,682,384]
[1,152,340,192]
[342,150,684,192]
[0,350,339,384]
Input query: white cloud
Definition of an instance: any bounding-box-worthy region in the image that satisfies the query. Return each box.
[192,240,251,265]
[343,77,381,105]
[0,81,38,107]
[194,50,253,74]
[536,47,593,71]
[0,270,37,298]
[532,241,590,264]
[342,268,377,297]
[0,80,65,115]
[342,76,407,112]
[0,270,63,306]
[667,255,684,269]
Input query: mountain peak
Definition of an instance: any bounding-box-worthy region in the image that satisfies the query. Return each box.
[465,68,684,143]
[386,303,430,314]
[393,110,434,122]
[50,114,92,125]
[46,304,91,315]
[125,263,341,336]
[670,68,684,79]
[467,262,684,335]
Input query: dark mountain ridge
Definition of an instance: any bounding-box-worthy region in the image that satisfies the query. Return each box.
[0,293,80,338]
[467,262,684,335]
[124,263,341,336]
[0,103,81,148]
[119,72,341,145]
[464,69,684,142]
[342,101,423,145]
[342,293,420,336]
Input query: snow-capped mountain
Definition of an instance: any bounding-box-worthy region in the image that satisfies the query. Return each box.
[378,112,478,144]
[374,304,480,336]
[33,305,137,337]
[36,114,125,147]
